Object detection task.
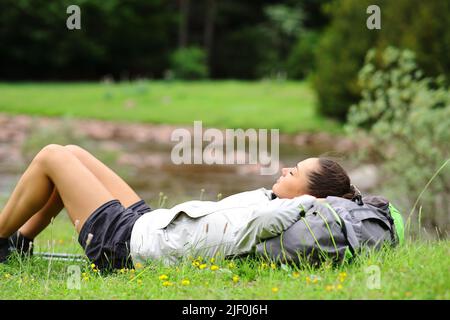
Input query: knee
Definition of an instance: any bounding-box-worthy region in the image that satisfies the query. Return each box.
[64,144,85,157]
[33,144,70,167]
[64,144,83,155]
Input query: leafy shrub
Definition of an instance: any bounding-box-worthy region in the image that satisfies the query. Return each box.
[314,0,450,120]
[170,46,209,80]
[346,47,450,236]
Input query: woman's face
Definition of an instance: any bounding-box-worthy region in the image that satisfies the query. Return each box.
[272,157,319,199]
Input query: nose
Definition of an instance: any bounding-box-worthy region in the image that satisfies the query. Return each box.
[281,168,289,176]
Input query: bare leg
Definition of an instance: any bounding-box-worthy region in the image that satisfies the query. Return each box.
[18,145,141,239]
[0,144,114,238]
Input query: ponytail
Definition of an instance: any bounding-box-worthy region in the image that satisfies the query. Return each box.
[342,184,363,205]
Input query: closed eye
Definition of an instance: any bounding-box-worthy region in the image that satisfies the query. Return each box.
[289,171,294,176]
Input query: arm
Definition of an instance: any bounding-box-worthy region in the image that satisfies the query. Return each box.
[234,195,317,254]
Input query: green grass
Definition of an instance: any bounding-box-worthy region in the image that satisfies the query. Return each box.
[0,81,342,134]
[0,214,448,299]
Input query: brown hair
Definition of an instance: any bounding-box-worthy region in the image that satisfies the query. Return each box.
[306,157,362,202]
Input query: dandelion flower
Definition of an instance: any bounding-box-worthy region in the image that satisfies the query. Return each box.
[232,275,240,283]
[181,279,190,286]
[159,274,169,281]
[270,263,276,270]
[199,263,207,270]
[336,284,343,290]
[338,272,347,282]
[135,262,143,269]
[272,287,279,293]
[137,279,143,285]
[4,273,11,279]
[326,285,335,292]
[228,262,235,269]
[305,276,311,285]
[162,281,173,287]
[210,265,219,271]
[210,257,215,263]
[292,272,300,279]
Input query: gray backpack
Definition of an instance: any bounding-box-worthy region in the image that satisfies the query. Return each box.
[255,195,404,265]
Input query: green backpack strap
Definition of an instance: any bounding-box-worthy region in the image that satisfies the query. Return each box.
[389,203,405,246]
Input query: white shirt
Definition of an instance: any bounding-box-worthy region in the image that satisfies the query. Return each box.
[130,188,316,265]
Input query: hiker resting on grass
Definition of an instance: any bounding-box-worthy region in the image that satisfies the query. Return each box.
[0,144,360,271]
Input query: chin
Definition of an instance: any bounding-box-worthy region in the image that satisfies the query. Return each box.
[272,183,282,197]
[271,183,278,192]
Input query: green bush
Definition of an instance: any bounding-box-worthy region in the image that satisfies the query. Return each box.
[314,0,450,120]
[169,46,209,80]
[346,47,450,236]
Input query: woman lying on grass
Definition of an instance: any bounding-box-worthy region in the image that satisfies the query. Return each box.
[0,144,359,271]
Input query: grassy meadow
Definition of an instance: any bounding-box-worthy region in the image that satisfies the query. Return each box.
[0,81,342,134]
[0,213,448,300]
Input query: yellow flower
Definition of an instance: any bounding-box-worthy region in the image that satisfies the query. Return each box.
[83,276,89,282]
[228,262,235,269]
[4,273,11,279]
[270,263,276,270]
[91,263,96,269]
[162,281,173,287]
[272,287,279,293]
[159,274,169,281]
[305,276,311,285]
[210,257,215,263]
[338,272,347,282]
[336,284,343,290]
[312,278,319,284]
[210,265,219,271]
[199,263,207,270]
[292,272,300,279]
[135,262,143,269]
[232,275,240,283]
[196,256,203,261]
[137,279,143,285]
[192,261,200,267]
[326,285,335,292]
[120,268,126,274]
[130,269,135,274]
[181,279,190,286]
[260,263,268,270]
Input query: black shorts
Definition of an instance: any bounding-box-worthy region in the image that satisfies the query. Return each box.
[78,199,152,271]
